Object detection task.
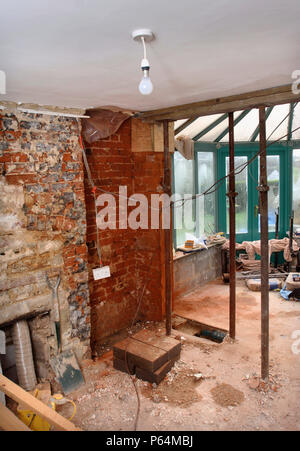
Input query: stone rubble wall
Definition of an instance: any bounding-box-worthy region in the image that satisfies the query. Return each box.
[0,111,91,378]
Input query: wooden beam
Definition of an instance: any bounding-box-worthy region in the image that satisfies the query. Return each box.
[0,374,80,431]
[136,85,300,121]
[0,402,31,431]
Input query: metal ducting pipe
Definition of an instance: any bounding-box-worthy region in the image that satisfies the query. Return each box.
[12,320,37,391]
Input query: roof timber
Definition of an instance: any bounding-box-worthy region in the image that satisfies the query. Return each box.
[192,113,228,141]
[136,84,300,122]
[174,116,199,135]
[214,109,251,142]
[287,102,297,141]
[250,106,274,142]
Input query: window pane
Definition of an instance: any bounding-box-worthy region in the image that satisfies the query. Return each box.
[267,155,280,232]
[226,156,248,234]
[196,152,215,235]
[258,155,280,232]
[174,151,195,246]
[293,149,300,227]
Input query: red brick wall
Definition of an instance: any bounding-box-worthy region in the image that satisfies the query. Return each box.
[133,152,166,322]
[84,119,166,349]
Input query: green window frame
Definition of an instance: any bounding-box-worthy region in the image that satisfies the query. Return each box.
[172,140,300,247]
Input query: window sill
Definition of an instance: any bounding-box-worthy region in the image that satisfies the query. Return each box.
[173,242,221,261]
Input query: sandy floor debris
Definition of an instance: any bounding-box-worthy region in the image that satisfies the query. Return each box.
[141,360,203,407]
[53,279,300,431]
[210,383,244,407]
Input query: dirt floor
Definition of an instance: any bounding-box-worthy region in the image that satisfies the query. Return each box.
[56,278,300,431]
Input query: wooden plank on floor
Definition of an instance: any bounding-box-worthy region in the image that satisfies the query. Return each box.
[113,337,168,372]
[0,402,31,431]
[132,330,181,359]
[0,374,80,431]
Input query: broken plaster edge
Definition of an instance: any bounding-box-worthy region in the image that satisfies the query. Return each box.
[0,101,88,118]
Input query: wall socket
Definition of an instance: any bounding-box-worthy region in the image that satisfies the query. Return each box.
[93,266,111,281]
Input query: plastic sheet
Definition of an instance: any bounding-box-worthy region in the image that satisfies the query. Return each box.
[222,238,299,263]
[81,107,131,143]
[280,283,292,300]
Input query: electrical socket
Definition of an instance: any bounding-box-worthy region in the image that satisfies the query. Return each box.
[93,266,111,281]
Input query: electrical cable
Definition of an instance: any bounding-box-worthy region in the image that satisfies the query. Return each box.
[267,102,298,141]
[124,247,159,431]
[79,134,103,266]
[78,124,300,213]
[175,124,300,208]
[141,36,147,60]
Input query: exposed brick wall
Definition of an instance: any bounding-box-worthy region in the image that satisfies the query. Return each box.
[84,119,167,349]
[0,111,90,373]
[133,152,166,322]
[84,120,136,349]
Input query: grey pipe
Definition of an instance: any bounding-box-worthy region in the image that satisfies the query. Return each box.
[12,320,37,391]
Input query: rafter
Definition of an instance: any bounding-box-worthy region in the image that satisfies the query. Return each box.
[174,116,199,135]
[250,106,274,142]
[287,102,296,141]
[214,110,251,142]
[192,113,228,141]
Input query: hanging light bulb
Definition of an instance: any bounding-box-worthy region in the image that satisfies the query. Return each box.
[132,29,154,96]
[139,58,153,95]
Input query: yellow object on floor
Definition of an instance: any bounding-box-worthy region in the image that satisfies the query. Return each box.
[17,389,77,431]
[50,393,77,421]
[17,389,52,431]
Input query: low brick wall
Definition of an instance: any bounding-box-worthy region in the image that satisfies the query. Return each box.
[173,245,223,299]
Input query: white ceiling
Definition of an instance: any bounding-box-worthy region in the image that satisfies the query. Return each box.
[1,0,300,112]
